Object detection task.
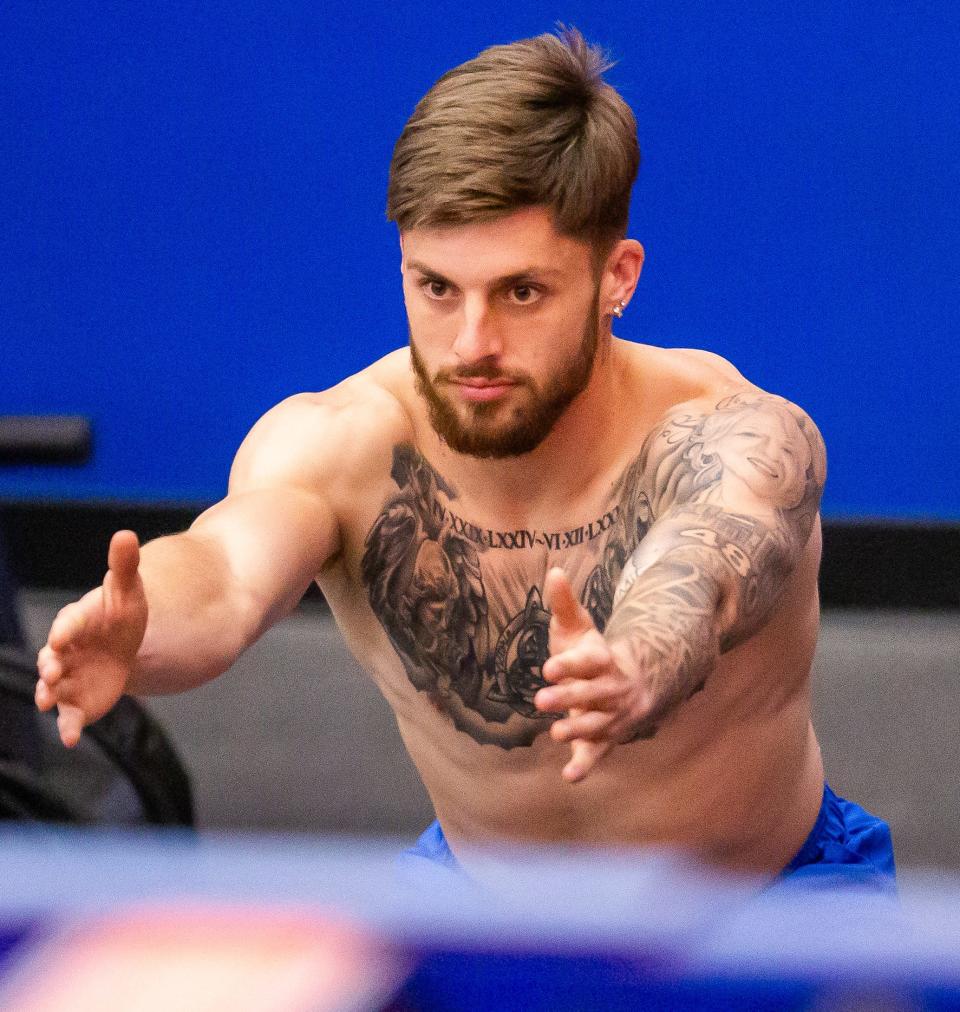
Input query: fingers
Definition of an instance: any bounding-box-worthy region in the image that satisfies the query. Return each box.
[56,702,85,749]
[550,708,615,742]
[542,568,646,783]
[34,536,138,748]
[535,672,621,713]
[542,634,610,683]
[36,663,91,746]
[40,597,96,722]
[36,655,88,745]
[105,530,141,609]
[35,645,81,735]
[544,567,593,636]
[47,600,91,653]
[35,676,56,712]
[36,647,64,715]
[37,644,63,684]
[563,738,612,783]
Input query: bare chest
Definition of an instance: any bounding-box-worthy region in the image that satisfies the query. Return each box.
[353,444,652,749]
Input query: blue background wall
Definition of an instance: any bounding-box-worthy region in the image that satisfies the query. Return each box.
[2,2,957,518]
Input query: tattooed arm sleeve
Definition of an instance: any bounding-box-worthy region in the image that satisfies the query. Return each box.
[603,390,827,732]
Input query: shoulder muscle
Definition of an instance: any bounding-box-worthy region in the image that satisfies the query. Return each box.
[643,388,826,523]
[229,379,411,497]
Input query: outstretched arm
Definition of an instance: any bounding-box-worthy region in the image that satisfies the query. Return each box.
[35,394,344,746]
[536,389,826,781]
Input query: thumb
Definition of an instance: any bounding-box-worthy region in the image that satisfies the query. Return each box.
[544,567,593,635]
[105,530,141,610]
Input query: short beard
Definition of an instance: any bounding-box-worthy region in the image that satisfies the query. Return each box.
[410,290,602,459]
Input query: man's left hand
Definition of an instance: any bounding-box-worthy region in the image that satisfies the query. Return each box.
[535,567,650,783]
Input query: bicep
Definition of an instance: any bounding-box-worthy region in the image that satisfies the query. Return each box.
[612,502,795,650]
[642,388,826,545]
[187,397,345,626]
[612,390,826,647]
[189,485,340,628]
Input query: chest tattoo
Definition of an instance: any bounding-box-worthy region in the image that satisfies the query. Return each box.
[360,445,651,748]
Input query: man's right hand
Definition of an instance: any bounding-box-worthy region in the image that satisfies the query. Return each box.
[35,529,148,748]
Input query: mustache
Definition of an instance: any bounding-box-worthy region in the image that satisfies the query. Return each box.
[437,362,529,383]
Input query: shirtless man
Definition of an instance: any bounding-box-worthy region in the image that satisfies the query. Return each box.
[35,29,894,885]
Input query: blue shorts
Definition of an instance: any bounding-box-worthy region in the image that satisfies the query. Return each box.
[401,783,896,892]
[778,782,896,892]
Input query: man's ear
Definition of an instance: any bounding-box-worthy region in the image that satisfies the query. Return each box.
[601,239,645,313]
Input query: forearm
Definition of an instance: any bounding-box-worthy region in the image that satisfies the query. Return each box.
[603,504,798,734]
[603,545,722,737]
[130,532,263,694]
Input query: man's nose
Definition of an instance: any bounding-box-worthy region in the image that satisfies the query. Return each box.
[452,295,502,363]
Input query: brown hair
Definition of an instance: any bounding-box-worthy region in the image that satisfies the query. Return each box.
[387,27,640,252]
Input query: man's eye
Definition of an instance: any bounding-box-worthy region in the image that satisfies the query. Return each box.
[510,285,540,304]
[424,280,449,298]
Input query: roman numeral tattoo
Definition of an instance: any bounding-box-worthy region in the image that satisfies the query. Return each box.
[360,445,650,748]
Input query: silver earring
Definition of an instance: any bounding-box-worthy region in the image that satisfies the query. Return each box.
[612,300,626,319]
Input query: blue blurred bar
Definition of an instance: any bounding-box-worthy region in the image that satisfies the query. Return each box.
[1,827,958,1009]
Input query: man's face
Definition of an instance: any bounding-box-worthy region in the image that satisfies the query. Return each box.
[401,207,604,458]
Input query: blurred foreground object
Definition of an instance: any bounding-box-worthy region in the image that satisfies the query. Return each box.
[1,904,400,1012]
[1,828,959,1010]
